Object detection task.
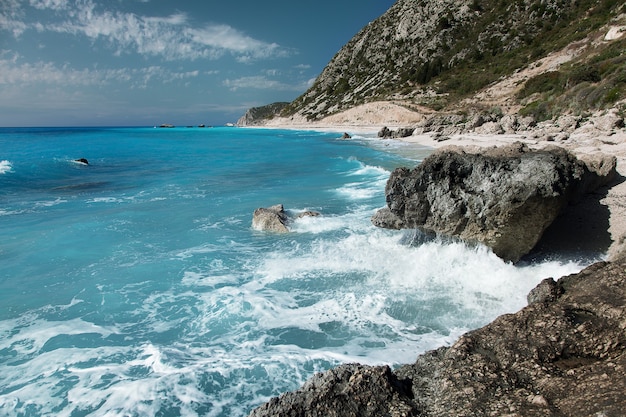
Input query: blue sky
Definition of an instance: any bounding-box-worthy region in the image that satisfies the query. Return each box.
[0,0,395,127]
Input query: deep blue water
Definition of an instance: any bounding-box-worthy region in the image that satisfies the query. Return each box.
[0,127,589,416]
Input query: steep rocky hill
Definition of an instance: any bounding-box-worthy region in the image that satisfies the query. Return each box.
[239,0,626,126]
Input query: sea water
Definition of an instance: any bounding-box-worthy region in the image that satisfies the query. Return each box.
[0,127,596,416]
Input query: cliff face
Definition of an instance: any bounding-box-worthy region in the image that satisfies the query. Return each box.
[249,258,626,417]
[236,102,289,126]
[276,0,625,122]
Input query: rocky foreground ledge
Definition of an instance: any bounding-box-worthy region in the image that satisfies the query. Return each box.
[249,257,626,417]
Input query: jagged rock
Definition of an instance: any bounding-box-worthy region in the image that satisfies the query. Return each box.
[378,126,393,138]
[372,143,617,262]
[252,204,289,233]
[499,114,519,133]
[371,207,406,229]
[474,121,504,135]
[555,115,581,132]
[248,259,626,417]
[526,277,562,304]
[378,126,416,139]
[393,127,416,138]
[249,364,416,417]
[593,110,626,132]
[297,210,321,219]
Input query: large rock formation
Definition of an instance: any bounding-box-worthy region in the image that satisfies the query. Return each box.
[372,143,617,262]
[248,258,626,417]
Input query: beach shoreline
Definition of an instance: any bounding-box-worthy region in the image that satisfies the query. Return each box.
[253,113,626,261]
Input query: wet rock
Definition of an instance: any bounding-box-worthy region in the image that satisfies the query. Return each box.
[252,204,289,233]
[372,142,617,262]
[248,259,626,417]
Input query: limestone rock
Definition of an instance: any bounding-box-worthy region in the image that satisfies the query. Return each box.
[373,143,617,262]
[252,204,289,233]
[248,259,626,417]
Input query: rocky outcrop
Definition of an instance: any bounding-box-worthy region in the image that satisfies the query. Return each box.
[413,110,625,142]
[372,143,617,262]
[252,204,321,232]
[248,258,626,417]
[237,102,289,126]
[378,126,416,139]
[252,204,290,233]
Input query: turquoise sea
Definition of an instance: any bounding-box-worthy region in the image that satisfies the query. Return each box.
[0,127,593,416]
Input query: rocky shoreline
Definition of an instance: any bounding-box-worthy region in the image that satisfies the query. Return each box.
[248,258,626,417]
[245,109,626,416]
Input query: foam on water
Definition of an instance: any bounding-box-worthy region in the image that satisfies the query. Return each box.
[0,127,600,417]
[0,160,12,174]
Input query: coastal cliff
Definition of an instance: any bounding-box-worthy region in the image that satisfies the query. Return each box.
[249,258,626,416]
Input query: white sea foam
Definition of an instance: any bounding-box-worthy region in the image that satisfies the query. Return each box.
[34,198,67,208]
[0,160,12,174]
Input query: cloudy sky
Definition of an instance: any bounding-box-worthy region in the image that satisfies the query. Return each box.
[0,0,395,127]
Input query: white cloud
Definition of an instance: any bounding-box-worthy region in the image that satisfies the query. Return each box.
[29,0,70,10]
[223,75,307,92]
[0,52,200,88]
[2,0,290,62]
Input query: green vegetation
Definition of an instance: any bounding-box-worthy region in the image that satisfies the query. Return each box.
[517,38,626,121]
[280,0,626,121]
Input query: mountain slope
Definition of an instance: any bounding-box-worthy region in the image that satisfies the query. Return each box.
[244,0,626,125]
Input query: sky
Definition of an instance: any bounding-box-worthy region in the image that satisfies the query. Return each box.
[0,0,396,127]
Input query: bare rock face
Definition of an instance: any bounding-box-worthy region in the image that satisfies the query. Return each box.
[249,364,416,417]
[248,258,626,417]
[372,143,616,262]
[252,204,289,233]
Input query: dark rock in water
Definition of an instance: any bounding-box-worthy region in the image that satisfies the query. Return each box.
[341,132,352,139]
[378,126,392,138]
[252,204,289,233]
[248,258,626,417]
[377,126,415,139]
[75,158,89,165]
[297,210,321,219]
[372,142,617,262]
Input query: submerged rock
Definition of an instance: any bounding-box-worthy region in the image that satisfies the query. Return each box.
[248,258,626,416]
[372,142,617,262]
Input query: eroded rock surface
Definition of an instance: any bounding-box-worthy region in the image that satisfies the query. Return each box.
[252,204,290,233]
[248,258,626,417]
[372,143,617,262]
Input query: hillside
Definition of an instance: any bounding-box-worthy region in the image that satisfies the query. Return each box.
[238,0,626,126]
